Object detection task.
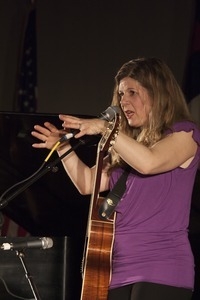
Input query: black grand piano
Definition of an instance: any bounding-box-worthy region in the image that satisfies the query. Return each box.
[0,112,199,300]
[0,111,100,300]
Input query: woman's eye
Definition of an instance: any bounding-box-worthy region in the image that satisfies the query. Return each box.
[129,90,136,95]
[118,92,123,99]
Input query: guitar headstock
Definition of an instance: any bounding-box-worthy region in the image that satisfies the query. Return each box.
[98,109,120,153]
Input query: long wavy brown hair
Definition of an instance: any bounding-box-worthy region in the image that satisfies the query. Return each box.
[110,57,193,168]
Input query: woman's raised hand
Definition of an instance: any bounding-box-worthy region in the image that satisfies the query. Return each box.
[31,122,67,149]
[59,114,107,138]
[31,115,107,150]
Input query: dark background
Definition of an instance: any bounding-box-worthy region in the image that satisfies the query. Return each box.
[0,0,200,299]
[0,0,199,116]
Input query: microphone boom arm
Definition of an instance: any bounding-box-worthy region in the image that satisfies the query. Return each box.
[0,138,85,209]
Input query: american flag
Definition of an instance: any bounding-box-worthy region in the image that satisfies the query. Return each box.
[16,5,37,113]
[1,215,30,237]
[1,3,36,237]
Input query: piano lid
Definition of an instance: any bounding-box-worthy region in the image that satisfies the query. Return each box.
[0,112,99,237]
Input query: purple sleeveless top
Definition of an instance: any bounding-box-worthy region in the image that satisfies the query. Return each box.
[109,121,200,290]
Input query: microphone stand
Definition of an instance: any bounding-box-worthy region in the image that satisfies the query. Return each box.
[0,136,98,299]
[0,138,87,209]
[15,249,41,300]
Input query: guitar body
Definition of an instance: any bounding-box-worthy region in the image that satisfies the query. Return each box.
[81,201,115,300]
[81,111,120,300]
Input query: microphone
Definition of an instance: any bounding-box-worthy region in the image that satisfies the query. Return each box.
[59,106,120,143]
[0,237,53,251]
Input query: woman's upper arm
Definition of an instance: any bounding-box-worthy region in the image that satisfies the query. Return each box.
[149,130,197,173]
[113,130,198,175]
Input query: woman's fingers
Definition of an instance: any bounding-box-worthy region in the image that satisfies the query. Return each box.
[59,115,105,138]
[32,125,49,138]
[31,122,62,149]
[43,122,59,133]
[31,130,47,142]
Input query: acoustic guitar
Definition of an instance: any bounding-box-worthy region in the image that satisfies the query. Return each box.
[80,111,120,300]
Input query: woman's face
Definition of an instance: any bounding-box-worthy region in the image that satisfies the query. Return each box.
[118,77,152,128]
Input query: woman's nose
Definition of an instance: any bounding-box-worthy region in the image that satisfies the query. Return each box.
[120,95,129,106]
